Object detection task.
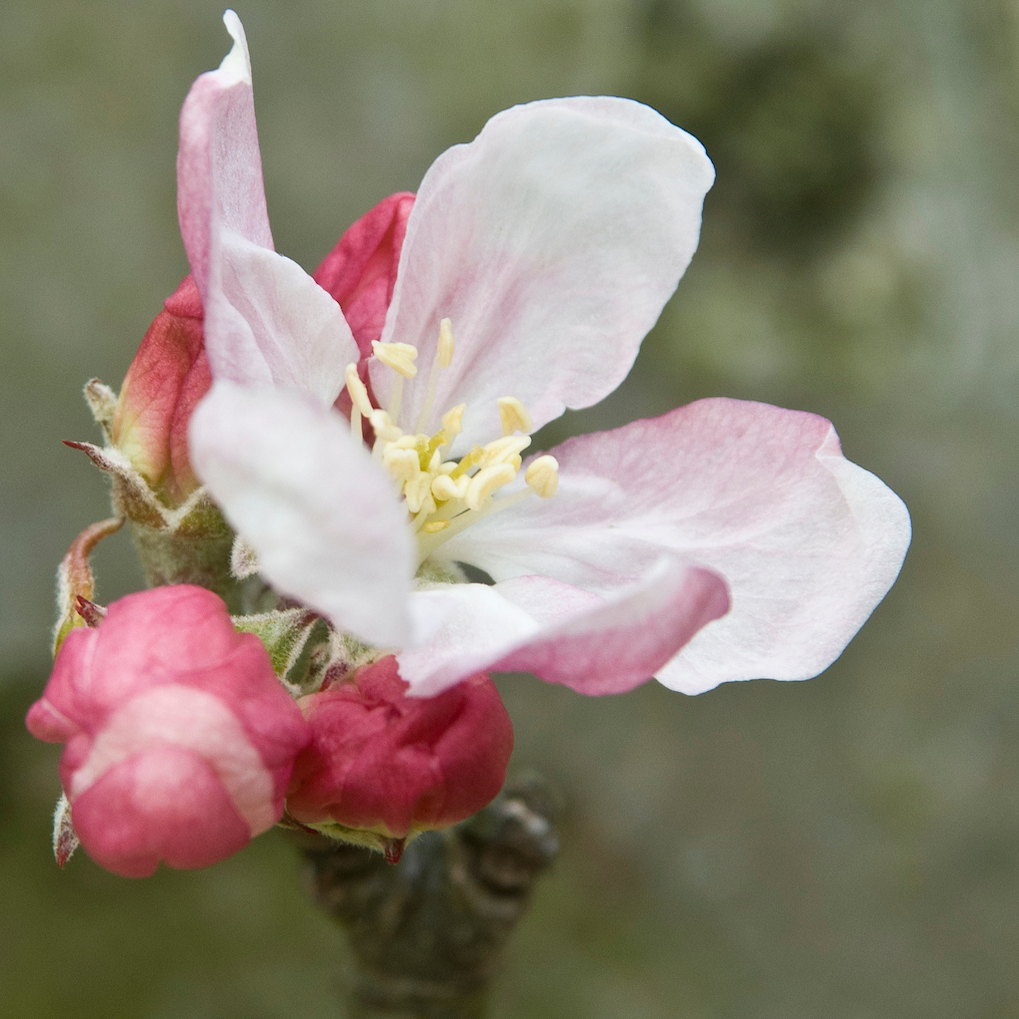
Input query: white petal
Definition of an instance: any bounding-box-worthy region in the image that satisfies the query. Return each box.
[189,382,414,647]
[370,97,713,448]
[435,398,911,694]
[205,232,357,403]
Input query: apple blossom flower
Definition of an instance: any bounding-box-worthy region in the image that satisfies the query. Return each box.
[172,12,909,702]
[286,655,513,861]
[26,585,311,877]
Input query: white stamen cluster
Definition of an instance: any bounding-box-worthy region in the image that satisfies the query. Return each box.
[346,319,559,566]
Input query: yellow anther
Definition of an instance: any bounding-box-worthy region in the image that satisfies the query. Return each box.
[404,473,435,515]
[438,318,455,369]
[383,447,420,483]
[431,473,469,503]
[441,403,466,436]
[525,455,559,498]
[372,341,419,378]
[344,364,374,417]
[450,446,485,480]
[466,463,516,511]
[423,520,450,534]
[389,434,420,450]
[369,410,403,442]
[497,396,533,436]
[483,434,531,467]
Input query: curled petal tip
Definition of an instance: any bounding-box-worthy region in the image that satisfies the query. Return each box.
[220,10,252,83]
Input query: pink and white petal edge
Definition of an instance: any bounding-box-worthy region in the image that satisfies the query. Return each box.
[398,558,729,697]
[371,96,714,449]
[189,382,414,648]
[178,10,355,403]
[435,398,910,695]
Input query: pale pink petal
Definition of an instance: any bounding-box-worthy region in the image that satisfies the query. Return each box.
[370,97,714,447]
[178,12,355,403]
[436,398,911,694]
[189,382,414,647]
[177,10,271,296]
[205,233,357,403]
[398,558,728,697]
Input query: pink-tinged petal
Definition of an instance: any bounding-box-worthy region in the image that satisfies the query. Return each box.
[205,233,357,404]
[287,656,512,838]
[113,276,207,502]
[178,12,355,403]
[440,398,910,694]
[71,748,251,878]
[314,192,415,357]
[177,10,272,296]
[371,97,713,447]
[494,562,729,695]
[189,382,414,647]
[398,558,728,697]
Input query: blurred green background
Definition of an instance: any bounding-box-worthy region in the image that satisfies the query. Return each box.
[2,0,1017,1015]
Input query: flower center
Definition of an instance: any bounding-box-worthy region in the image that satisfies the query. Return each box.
[344,319,558,568]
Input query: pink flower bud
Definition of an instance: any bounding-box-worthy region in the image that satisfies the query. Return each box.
[112,275,209,504]
[26,586,310,878]
[286,656,513,842]
[313,191,415,358]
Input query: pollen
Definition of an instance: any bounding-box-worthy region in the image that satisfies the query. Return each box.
[360,318,561,565]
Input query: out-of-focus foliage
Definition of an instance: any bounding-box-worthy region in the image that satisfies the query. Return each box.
[2,1,1018,1016]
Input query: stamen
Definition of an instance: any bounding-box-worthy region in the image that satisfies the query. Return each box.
[404,473,435,515]
[441,403,465,436]
[438,318,455,368]
[388,374,404,421]
[345,364,374,416]
[450,446,485,480]
[382,447,420,483]
[466,463,516,511]
[482,435,531,467]
[345,363,373,443]
[497,396,533,436]
[371,341,418,378]
[415,320,456,434]
[369,410,403,442]
[525,455,559,498]
[431,473,469,502]
[415,486,532,565]
[364,333,558,569]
